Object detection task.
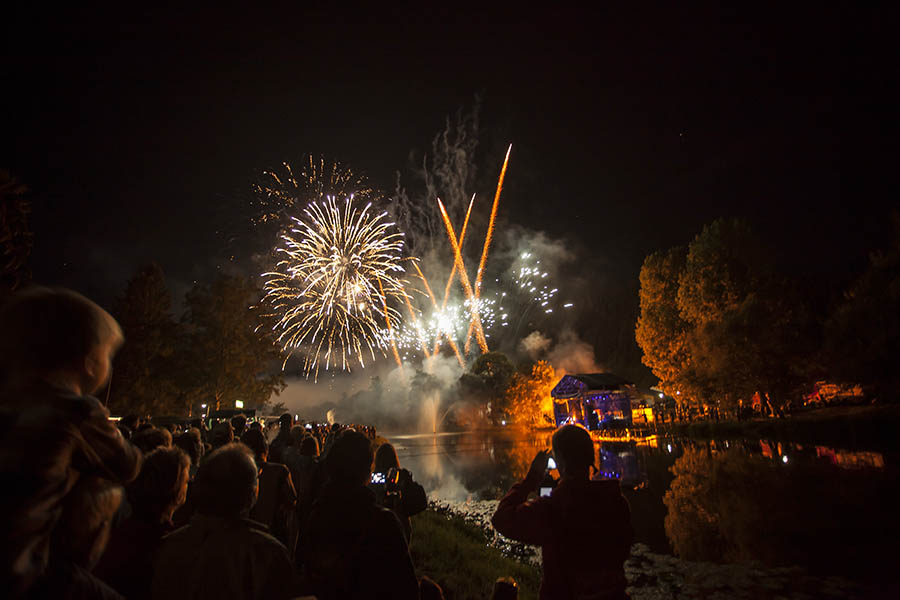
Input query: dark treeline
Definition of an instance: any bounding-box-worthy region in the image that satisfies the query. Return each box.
[636,215,900,412]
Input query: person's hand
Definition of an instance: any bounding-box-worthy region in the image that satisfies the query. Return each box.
[527,449,551,482]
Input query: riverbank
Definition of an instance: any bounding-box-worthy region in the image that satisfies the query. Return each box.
[415,501,874,599]
[661,403,900,449]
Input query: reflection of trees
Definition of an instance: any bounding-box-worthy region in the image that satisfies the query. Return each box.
[664,445,900,580]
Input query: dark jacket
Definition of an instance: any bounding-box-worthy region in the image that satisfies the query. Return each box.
[0,383,142,595]
[250,462,297,555]
[152,514,293,600]
[300,482,418,600]
[93,516,171,600]
[492,474,633,600]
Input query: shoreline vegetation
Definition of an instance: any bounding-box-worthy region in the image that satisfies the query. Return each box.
[413,503,867,600]
[437,404,900,450]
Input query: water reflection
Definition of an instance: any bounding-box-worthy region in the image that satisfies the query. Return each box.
[663,441,897,582]
[391,429,897,583]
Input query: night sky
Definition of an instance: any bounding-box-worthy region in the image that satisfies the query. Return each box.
[3,5,895,309]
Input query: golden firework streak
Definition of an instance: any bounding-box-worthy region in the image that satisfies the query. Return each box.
[438,199,488,353]
[378,277,403,367]
[465,144,511,353]
[434,193,475,355]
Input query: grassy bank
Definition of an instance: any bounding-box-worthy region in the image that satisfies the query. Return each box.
[662,403,900,449]
[409,508,541,600]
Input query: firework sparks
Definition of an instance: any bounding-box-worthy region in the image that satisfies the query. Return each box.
[262,196,406,379]
[253,155,374,228]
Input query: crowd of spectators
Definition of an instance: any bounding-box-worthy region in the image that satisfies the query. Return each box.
[0,287,631,599]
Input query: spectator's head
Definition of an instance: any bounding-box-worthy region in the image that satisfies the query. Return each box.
[279,413,293,430]
[419,576,445,600]
[299,435,319,457]
[551,424,595,478]
[240,429,268,465]
[249,421,262,431]
[231,414,247,437]
[131,426,173,453]
[289,426,305,446]
[374,442,399,474]
[0,287,123,394]
[325,429,373,487]
[210,421,234,449]
[121,414,140,431]
[174,430,203,467]
[491,576,518,600]
[54,478,124,570]
[192,443,258,517]
[127,446,190,523]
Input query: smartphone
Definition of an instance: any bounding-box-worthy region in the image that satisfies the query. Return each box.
[540,487,552,497]
[305,423,313,429]
[547,457,557,470]
[371,472,385,484]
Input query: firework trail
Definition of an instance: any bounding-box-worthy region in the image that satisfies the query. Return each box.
[435,193,475,355]
[438,199,489,353]
[262,196,406,379]
[465,144,512,353]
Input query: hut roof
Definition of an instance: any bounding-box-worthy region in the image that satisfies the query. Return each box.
[551,373,634,398]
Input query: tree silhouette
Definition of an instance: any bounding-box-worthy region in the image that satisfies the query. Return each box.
[108,263,182,415]
[180,274,285,414]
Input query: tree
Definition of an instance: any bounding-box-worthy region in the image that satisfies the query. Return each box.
[459,351,514,422]
[635,246,693,399]
[108,263,182,416]
[503,360,557,426]
[180,275,285,414]
[824,213,900,397]
[637,219,814,411]
[0,170,31,302]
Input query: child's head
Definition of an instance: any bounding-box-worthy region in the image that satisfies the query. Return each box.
[0,287,123,393]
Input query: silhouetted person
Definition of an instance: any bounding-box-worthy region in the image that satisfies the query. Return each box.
[0,287,142,597]
[152,443,293,600]
[209,420,234,451]
[174,429,203,478]
[95,446,190,600]
[299,429,418,600]
[268,413,293,464]
[241,429,298,556]
[231,413,248,438]
[370,442,427,542]
[492,425,632,600]
[131,426,173,453]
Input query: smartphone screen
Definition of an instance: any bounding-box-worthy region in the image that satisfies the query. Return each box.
[540,487,552,497]
[371,472,385,484]
[547,457,557,470]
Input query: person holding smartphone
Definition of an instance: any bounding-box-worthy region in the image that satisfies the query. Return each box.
[491,425,633,600]
[369,442,427,543]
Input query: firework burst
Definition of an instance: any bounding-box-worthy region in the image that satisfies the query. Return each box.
[252,155,375,228]
[262,196,406,379]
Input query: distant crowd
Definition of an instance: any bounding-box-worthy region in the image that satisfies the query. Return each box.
[0,287,633,600]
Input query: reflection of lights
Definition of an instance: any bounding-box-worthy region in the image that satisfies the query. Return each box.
[667,444,672,452]
[782,455,789,463]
